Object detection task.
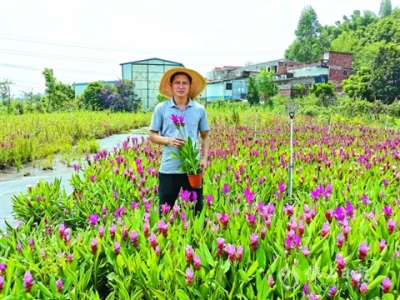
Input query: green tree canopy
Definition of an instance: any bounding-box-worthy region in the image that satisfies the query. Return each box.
[370,43,400,104]
[285,6,323,62]
[245,76,260,106]
[342,67,375,101]
[379,0,392,18]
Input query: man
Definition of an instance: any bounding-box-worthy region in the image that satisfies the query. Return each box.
[149,67,210,216]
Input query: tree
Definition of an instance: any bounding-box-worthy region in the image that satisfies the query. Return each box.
[245,76,259,106]
[309,81,336,107]
[42,68,75,111]
[370,43,400,104]
[379,0,392,18]
[256,69,278,105]
[100,79,141,112]
[342,67,375,101]
[0,79,13,106]
[285,6,323,62]
[83,81,106,110]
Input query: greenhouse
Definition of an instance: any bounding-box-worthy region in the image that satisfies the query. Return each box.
[120,57,184,109]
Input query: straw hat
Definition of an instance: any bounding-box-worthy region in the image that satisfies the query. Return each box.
[159,67,206,99]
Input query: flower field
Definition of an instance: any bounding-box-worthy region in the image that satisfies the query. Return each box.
[0,111,399,299]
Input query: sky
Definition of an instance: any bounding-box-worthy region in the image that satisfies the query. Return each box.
[1,0,398,97]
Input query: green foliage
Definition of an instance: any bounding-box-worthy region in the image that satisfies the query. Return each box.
[370,43,400,104]
[256,69,278,106]
[82,81,105,110]
[343,67,375,101]
[285,6,323,62]
[293,84,306,98]
[309,81,335,98]
[42,68,75,112]
[0,79,13,106]
[245,76,259,105]
[157,94,168,103]
[379,0,392,18]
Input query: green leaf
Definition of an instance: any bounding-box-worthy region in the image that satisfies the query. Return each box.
[256,247,266,270]
[246,260,259,277]
[175,289,190,300]
[200,242,215,267]
[368,275,386,290]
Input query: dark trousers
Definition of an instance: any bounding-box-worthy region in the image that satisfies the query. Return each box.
[158,173,203,216]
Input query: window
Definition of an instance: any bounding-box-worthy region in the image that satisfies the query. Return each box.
[226,83,232,90]
[344,69,349,76]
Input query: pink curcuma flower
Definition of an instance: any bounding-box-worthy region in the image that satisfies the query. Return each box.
[244,187,255,204]
[236,245,243,262]
[186,268,194,285]
[222,184,230,195]
[250,233,259,251]
[148,233,157,249]
[336,254,346,276]
[109,223,116,239]
[23,271,34,292]
[350,270,361,289]
[321,222,330,238]
[283,204,294,217]
[0,263,6,276]
[205,194,213,207]
[327,286,337,299]
[387,219,396,234]
[217,212,230,229]
[98,225,104,238]
[337,232,344,248]
[309,292,321,300]
[114,242,120,255]
[130,231,138,247]
[359,282,367,295]
[358,241,369,261]
[268,275,275,287]
[155,246,160,257]
[157,220,168,237]
[0,275,4,292]
[186,245,194,263]
[333,206,346,222]
[56,277,63,292]
[382,205,392,219]
[88,213,99,226]
[224,244,236,262]
[380,239,386,252]
[90,238,98,254]
[194,255,201,270]
[381,277,391,293]
[302,245,309,257]
[246,213,257,228]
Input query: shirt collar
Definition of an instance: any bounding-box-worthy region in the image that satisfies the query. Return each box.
[168,97,193,108]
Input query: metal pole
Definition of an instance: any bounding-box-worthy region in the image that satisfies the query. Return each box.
[288,112,294,199]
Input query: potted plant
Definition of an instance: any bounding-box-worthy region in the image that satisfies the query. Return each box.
[170,114,203,188]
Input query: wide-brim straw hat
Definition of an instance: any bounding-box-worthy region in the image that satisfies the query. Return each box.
[159,67,206,99]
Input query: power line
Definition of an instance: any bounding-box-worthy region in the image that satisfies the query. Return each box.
[0,35,276,56]
[0,63,118,75]
[1,48,119,64]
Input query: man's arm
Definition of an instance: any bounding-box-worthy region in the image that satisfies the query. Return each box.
[149,130,186,148]
[199,130,210,170]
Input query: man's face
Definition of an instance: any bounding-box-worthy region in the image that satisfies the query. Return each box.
[171,74,191,98]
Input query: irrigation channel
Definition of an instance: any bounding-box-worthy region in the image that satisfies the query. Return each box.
[0,128,148,231]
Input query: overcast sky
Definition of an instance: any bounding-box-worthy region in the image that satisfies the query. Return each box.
[1,0,398,97]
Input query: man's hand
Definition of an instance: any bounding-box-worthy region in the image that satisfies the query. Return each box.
[168,137,186,148]
[199,158,208,171]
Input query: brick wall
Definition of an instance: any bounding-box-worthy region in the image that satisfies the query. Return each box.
[326,52,352,92]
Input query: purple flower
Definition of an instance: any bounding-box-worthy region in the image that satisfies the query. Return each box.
[236,245,243,261]
[345,201,354,217]
[194,255,201,270]
[303,282,309,296]
[56,277,63,292]
[0,263,6,276]
[321,222,330,238]
[380,239,386,251]
[186,245,194,263]
[23,271,34,292]
[186,267,194,285]
[333,206,346,222]
[250,233,259,251]
[381,277,391,293]
[360,282,367,295]
[268,275,275,287]
[90,238,98,254]
[388,218,396,234]
[224,244,236,262]
[361,194,371,205]
[98,226,104,238]
[88,213,99,227]
[358,241,369,261]
[382,205,392,218]
[0,275,3,292]
[89,175,96,182]
[328,286,337,299]
[205,194,213,207]
[217,212,230,229]
[109,223,116,238]
[222,184,230,195]
[350,270,361,289]
[148,233,157,249]
[114,242,120,255]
